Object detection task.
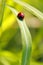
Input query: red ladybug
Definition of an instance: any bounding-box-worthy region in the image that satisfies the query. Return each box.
[17,12,24,20]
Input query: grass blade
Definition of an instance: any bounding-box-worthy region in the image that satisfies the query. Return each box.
[0,0,6,26]
[7,6,32,65]
[17,18,32,65]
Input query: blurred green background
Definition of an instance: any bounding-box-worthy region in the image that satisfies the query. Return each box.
[0,0,43,65]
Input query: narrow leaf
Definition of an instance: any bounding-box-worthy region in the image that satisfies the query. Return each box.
[7,6,32,65]
[0,0,6,26]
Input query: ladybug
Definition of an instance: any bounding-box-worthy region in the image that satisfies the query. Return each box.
[17,12,24,20]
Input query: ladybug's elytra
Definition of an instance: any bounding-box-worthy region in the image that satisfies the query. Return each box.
[17,12,24,20]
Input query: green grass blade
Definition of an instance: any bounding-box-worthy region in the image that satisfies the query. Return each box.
[7,6,32,65]
[13,0,43,21]
[17,18,32,65]
[0,0,6,26]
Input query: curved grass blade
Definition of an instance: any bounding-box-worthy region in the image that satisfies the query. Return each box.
[7,6,32,65]
[13,0,43,21]
[17,19,32,65]
[0,0,6,26]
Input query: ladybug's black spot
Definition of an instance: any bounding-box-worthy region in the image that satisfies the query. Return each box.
[17,12,24,21]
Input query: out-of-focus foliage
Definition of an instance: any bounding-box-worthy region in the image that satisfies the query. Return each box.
[0,0,43,65]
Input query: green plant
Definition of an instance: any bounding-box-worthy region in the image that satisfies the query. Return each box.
[7,6,32,65]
